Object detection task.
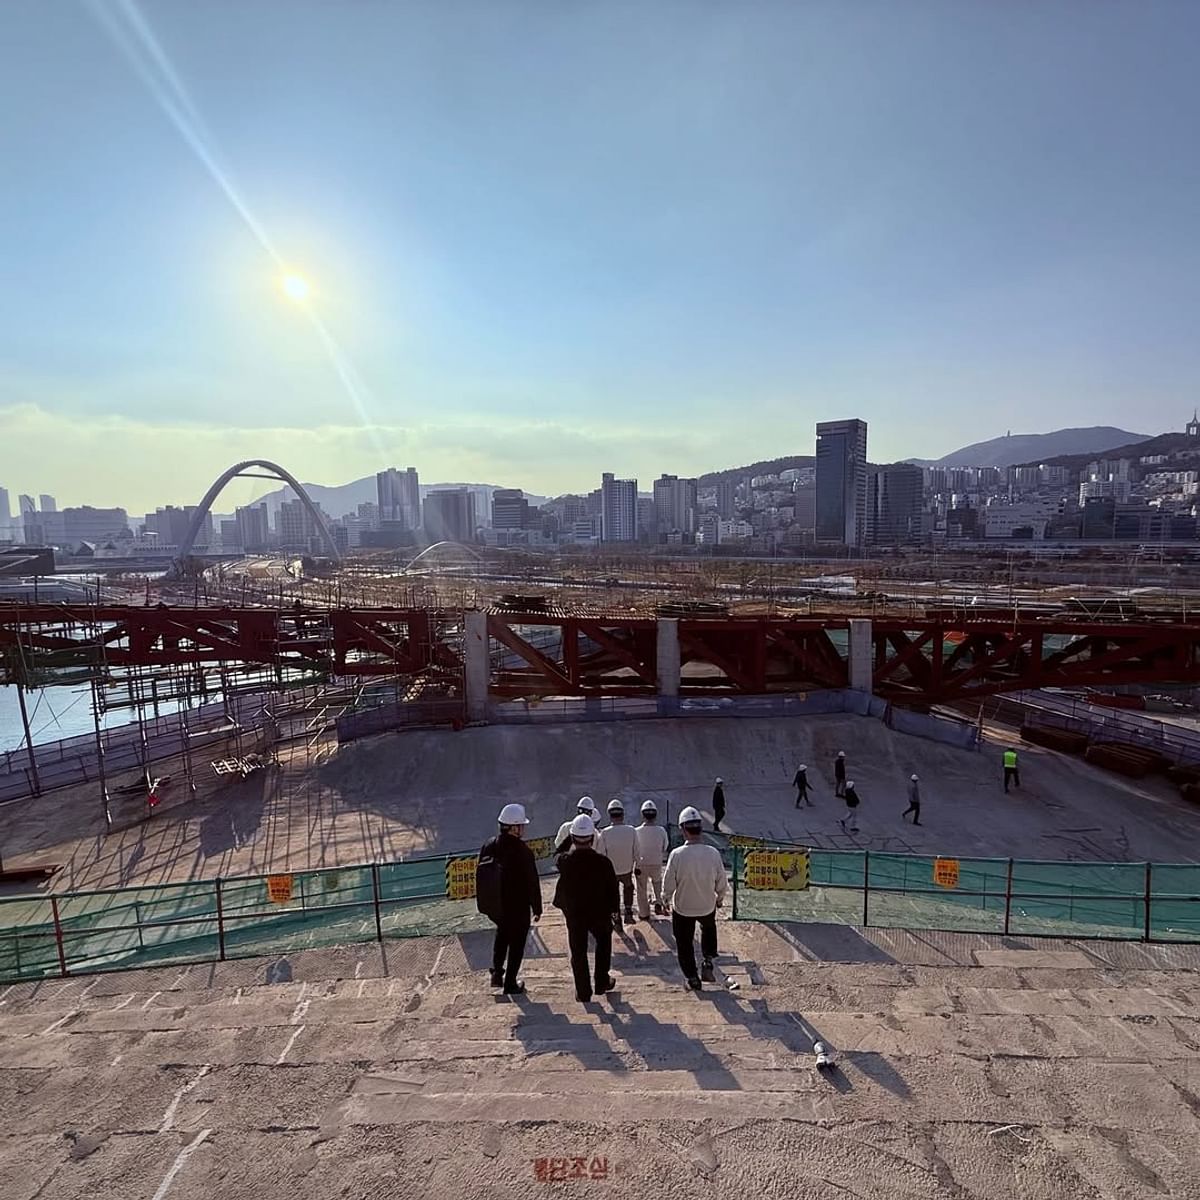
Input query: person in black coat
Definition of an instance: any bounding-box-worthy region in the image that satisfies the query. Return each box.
[712,777,726,832]
[834,751,847,798]
[480,803,542,995]
[553,814,620,1002]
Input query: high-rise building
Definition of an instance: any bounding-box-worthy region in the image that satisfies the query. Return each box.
[278,499,324,551]
[62,506,128,544]
[600,473,638,542]
[235,503,270,552]
[0,486,10,531]
[652,475,698,539]
[19,495,35,516]
[376,466,421,529]
[422,488,476,543]
[715,479,737,520]
[815,419,868,546]
[492,488,533,530]
[39,494,57,513]
[867,465,924,545]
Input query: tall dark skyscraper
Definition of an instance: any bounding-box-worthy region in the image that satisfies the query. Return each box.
[815,419,868,546]
[867,464,923,544]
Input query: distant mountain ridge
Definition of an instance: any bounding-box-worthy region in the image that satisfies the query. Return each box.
[916,426,1150,469]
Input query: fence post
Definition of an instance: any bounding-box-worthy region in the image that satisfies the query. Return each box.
[1143,861,1153,942]
[1004,858,1014,935]
[215,879,226,961]
[862,850,870,927]
[135,901,144,951]
[371,862,384,942]
[732,848,739,921]
[50,896,68,977]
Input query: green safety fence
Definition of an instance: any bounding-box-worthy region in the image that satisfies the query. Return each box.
[731,846,1200,942]
[5,840,1200,984]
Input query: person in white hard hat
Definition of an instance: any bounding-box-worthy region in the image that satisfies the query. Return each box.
[634,800,669,919]
[601,798,639,927]
[478,803,542,995]
[662,805,727,989]
[838,781,862,834]
[793,764,812,808]
[553,814,620,1002]
[712,777,726,832]
[555,797,605,856]
[833,751,847,798]
[902,774,921,825]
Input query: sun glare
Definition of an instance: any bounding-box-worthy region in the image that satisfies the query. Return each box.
[281,273,311,302]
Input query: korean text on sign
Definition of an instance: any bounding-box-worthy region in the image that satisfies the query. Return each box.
[933,858,960,889]
[532,1157,609,1182]
[525,836,555,861]
[446,856,478,900]
[743,850,810,891]
[266,874,293,904]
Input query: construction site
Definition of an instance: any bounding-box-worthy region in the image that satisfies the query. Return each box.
[3,555,1200,1199]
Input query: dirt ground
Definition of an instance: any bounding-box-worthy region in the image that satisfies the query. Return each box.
[2,713,1199,891]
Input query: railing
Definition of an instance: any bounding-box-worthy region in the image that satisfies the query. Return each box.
[730,846,1200,942]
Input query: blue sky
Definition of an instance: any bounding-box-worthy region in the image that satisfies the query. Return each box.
[2,1,1199,514]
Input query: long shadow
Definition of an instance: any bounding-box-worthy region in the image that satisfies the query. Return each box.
[765,920,897,964]
[197,774,269,857]
[457,925,554,973]
[509,995,629,1072]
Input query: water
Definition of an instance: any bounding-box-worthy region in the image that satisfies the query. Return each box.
[0,682,177,755]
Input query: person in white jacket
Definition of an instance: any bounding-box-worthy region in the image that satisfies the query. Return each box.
[555,797,604,856]
[601,798,639,927]
[662,806,727,989]
[634,800,669,919]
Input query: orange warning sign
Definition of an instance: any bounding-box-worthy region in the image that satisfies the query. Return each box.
[266,874,294,903]
[933,858,960,889]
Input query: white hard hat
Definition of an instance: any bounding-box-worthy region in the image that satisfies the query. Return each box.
[715,776,723,784]
[498,803,528,825]
[837,751,845,758]
[640,800,657,815]
[607,798,624,814]
[679,805,703,826]
[846,780,855,788]
[798,764,807,771]
[910,773,919,780]
[570,814,596,838]
[577,795,595,813]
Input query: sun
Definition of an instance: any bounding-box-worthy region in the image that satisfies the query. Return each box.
[280,273,311,302]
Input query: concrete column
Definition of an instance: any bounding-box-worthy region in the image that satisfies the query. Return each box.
[656,618,680,697]
[464,611,490,723]
[847,618,873,693]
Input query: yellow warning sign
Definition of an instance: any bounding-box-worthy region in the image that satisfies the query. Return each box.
[933,858,960,889]
[526,836,555,861]
[266,874,294,904]
[446,856,478,901]
[744,850,810,891]
[729,834,766,850]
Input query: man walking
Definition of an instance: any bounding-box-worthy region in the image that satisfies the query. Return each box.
[553,814,619,1003]
[1003,748,1020,793]
[478,803,542,996]
[902,773,922,825]
[662,805,727,990]
[838,781,862,834]
[712,777,727,832]
[793,764,813,808]
[834,751,847,798]
[634,800,669,919]
[555,797,604,854]
[601,798,638,927]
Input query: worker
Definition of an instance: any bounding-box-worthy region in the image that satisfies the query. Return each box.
[793,764,813,808]
[1003,748,1020,793]
[478,803,542,996]
[555,797,605,855]
[662,805,727,989]
[712,777,727,832]
[838,781,862,834]
[634,799,669,919]
[834,751,847,798]
[553,814,619,1003]
[902,773,922,825]
[601,798,639,926]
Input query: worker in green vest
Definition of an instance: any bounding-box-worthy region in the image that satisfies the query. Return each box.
[1003,748,1020,793]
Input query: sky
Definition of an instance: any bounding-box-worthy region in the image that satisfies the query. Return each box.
[2,1,1199,516]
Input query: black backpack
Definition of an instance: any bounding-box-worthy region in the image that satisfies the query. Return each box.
[476,839,504,920]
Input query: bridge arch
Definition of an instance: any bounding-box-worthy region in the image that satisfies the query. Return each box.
[175,459,341,565]
[404,541,484,571]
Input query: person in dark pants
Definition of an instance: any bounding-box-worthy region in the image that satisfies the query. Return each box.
[838,781,862,834]
[834,751,847,798]
[712,777,726,832]
[793,764,812,808]
[1003,748,1020,793]
[902,773,922,825]
[553,814,620,1002]
[662,806,728,989]
[480,803,542,995]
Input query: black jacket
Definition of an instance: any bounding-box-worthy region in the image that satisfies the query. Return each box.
[834,758,846,782]
[713,784,725,808]
[480,833,543,921]
[553,846,619,925]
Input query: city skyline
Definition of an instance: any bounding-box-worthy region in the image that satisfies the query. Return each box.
[3,4,1199,512]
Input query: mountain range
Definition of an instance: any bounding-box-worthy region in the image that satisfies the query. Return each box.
[912,426,1150,469]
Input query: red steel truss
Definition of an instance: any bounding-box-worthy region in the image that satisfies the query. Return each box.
[2,605,1198,704]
